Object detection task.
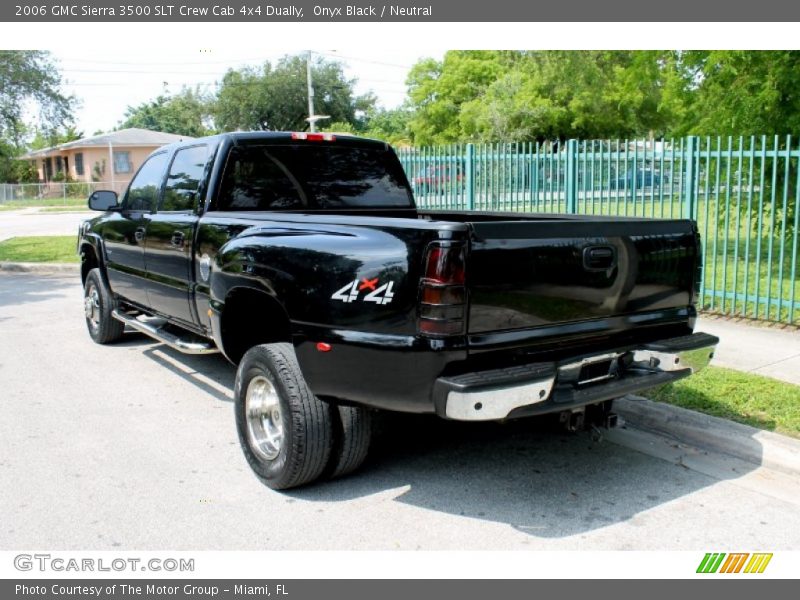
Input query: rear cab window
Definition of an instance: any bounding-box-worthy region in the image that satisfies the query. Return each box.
[216,143,413,211]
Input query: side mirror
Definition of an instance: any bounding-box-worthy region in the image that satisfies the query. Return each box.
[88,190,119,211]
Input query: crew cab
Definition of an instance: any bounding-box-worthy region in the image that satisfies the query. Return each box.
[78,131,718,490]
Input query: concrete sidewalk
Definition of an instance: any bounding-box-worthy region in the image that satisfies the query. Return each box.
[697,316,800,386]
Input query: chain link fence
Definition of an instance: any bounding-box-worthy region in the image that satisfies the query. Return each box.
[0,181,128,206]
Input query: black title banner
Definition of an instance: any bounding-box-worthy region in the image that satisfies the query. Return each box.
[3,580,796,600]
[3,0,800,22]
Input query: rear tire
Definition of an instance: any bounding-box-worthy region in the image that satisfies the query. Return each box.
[235,343,333,490]
[83,268,124,344]
[325,405,373,479]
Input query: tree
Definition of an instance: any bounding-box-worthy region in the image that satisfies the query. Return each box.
[119,87,213,137]
[406,51,687,143]
[0,140,37,183]
[0,51,74,145]
[406,51,520,144]
[681,51,800,136]
[214,54,375,132]
[362,107,413,145]
[28,125,83,150]
[0,51,75,182]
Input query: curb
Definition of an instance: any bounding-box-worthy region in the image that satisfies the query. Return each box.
[617,395,800,477]
[0,261,79,275]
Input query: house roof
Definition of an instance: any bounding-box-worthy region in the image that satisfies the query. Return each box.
[22,128,193,159]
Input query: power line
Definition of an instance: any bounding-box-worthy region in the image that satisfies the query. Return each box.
[316,51,414,69]
[56,55,281,66]
[61,76,408,92]
[57,52,416,70]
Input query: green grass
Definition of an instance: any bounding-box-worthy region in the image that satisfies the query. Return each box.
[0,197,89,211]
[640,366,800,437]
[38,205,93,213]
[0,236,79,263]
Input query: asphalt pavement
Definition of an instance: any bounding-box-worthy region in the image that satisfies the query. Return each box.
[1,272,800,550]
[0,208,92,242]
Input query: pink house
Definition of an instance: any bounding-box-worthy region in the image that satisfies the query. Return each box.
[22,128,192,191]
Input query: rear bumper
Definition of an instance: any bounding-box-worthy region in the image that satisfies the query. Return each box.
[434,332,718,421]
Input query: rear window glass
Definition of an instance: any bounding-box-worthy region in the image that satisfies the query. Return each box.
[217,144,412,211]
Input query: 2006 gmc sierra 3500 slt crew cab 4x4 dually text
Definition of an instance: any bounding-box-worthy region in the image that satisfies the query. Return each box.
[78,131,718,490]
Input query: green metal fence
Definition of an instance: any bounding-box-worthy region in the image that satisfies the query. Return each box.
[397,137,800,325]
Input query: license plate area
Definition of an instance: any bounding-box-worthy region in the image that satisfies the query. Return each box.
[557,353,620,387]
[577,359,615,385]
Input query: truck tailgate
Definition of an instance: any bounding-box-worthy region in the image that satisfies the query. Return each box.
[466,218,699,335]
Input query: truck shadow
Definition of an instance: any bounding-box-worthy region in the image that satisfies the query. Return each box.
[124,337,763,540]
[138,342,235,404]
[289,411,762,539]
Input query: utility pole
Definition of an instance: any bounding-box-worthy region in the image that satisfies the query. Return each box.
[305,51,330,132]
[306,51,316,132]
[108,140,115,190]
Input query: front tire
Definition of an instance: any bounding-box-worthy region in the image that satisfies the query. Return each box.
[235,343,333,490]
[83,268,124,344]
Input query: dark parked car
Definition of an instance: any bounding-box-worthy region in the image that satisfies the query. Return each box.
[413,164,463,194]
[610,169,662,190]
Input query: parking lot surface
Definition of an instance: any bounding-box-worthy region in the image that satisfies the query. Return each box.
[2,273,800,550]
[0,209,92,242]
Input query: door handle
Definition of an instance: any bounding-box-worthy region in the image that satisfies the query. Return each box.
[170,231,186,248]
[583,245,616,271]
[134,227,146,243]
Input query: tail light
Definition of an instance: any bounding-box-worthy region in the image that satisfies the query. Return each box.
[692,232,703,305]
[419,242,466,336]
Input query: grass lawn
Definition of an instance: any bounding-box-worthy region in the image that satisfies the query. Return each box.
[640,366,800,438]
[0,236,79,263]
[38,206,94,213]
[0,197,88,211]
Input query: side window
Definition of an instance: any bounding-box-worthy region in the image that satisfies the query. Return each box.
[114,151,132,174]
[75,153,84,176]
[124,153,168,212]
[161,145,209,212]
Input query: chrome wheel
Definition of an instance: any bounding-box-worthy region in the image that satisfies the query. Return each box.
[245,375,284,461]
[84,284,100,329]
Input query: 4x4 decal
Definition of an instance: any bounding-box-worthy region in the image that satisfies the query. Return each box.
[331,278,395,305]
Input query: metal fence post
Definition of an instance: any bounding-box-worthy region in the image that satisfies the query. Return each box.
[465,143,475,211]
[683,136,698,220]
[566,139,578,213]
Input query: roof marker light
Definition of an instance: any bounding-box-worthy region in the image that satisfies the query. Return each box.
[292,132,336,142]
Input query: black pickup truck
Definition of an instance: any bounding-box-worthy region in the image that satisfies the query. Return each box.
[79,131,718,489]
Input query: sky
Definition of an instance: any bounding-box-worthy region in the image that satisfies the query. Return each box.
[10,20,797,139]
[53,48,438,135]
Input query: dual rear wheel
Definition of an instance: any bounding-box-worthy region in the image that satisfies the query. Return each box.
[234,343,372,490]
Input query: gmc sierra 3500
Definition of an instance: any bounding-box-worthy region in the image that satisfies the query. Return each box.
[78,131,718,489]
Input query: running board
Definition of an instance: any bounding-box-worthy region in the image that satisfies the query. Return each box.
[111,309,219,355]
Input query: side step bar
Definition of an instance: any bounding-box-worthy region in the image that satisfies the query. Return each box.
[111,309,219,355]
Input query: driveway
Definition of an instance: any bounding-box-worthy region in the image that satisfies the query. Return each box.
[0,208,93,242]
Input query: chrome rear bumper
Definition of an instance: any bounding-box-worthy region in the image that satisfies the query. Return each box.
[439,332,718,421]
